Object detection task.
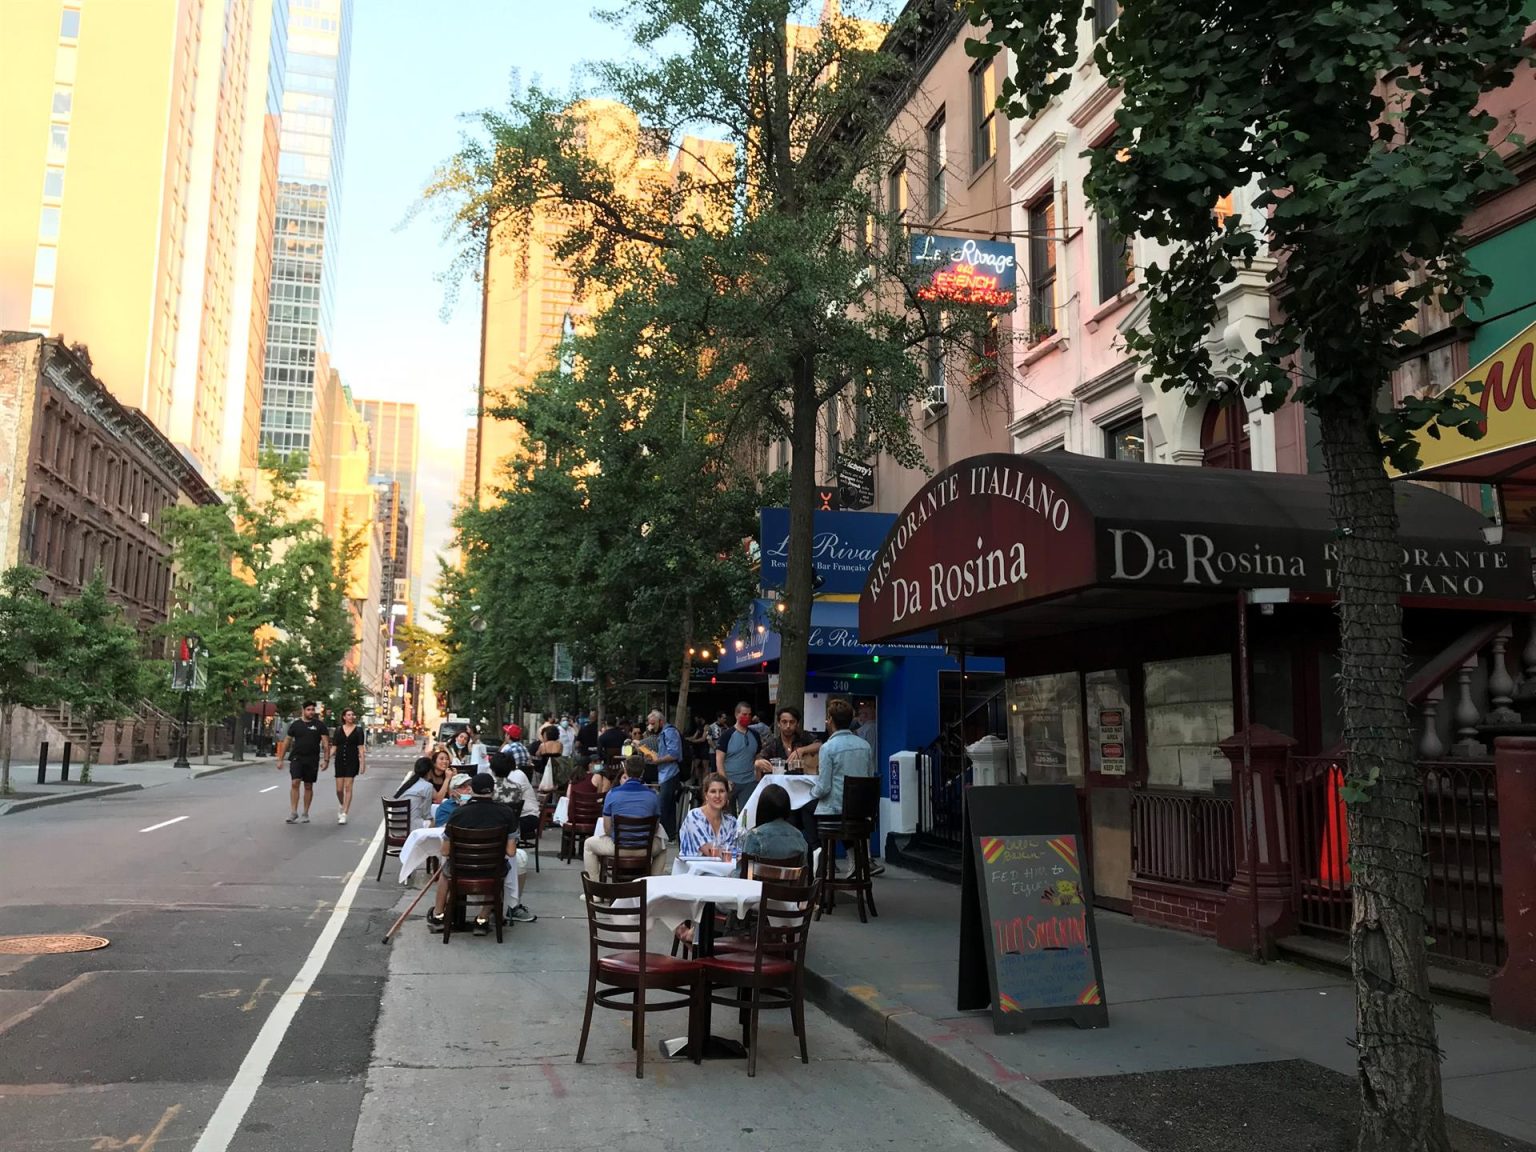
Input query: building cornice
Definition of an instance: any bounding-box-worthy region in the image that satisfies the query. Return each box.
[1073,358,1137,404]
[1066,73,1118,132]
[1008,131,1068,193]
[1008,395,1076,438]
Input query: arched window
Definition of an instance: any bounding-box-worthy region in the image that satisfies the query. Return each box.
[1201,401,1251,470]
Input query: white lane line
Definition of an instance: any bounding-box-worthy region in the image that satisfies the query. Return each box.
[259,785,279,793]
[140,816,189,833]
[190,819,385,1152]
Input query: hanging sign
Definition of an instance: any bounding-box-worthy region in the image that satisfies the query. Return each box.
[910,234,1018,310]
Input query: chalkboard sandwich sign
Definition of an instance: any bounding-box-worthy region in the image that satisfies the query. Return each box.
[957,784,1110,1033]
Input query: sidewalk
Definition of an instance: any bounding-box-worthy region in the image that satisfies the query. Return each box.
[802,865,1536,1152]
[0,754,274,815]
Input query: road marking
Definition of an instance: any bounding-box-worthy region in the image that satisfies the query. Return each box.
[190,819,385,1152]
[139,816,188,833]
[240,977,271,1013]
[138,1103,183,1152]
[259,785,279,793]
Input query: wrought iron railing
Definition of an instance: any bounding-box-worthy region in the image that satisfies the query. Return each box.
[1286,755,1505,971]
[1129,789,1236,890]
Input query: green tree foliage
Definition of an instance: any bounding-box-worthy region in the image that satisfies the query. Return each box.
[394,619,449,681]
[56,573,142,782]
[427,0,991,712]
[964,2,1531,1148]
[161,455,357,750]
[0,565,70,795]
[456,284,774,723]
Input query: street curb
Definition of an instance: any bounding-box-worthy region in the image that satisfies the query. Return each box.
[191,758,273,778]
[0,782,143,815]
[801,967,1150,1152]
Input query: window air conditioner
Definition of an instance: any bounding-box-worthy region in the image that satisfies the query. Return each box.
[924,383,948,414]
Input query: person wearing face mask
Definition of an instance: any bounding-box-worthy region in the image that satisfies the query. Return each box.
[433,773,475,826]
[715,701,761,814]
[448,729,476,768]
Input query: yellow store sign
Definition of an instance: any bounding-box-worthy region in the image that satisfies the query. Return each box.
[1408,318,1536,482]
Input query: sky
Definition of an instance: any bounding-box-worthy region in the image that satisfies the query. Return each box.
[329,1,636,609]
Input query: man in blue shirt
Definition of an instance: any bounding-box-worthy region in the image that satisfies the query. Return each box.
[646,709,684,839]
[583,756,666,880]
[809,698,875,848]
[716,701,761,813]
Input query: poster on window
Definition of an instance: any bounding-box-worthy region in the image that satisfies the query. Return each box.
[1007,674,1082,783]
[1085,670,1132,777]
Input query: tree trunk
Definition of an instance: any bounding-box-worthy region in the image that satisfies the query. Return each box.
[1317,399,1450,1152]
[674,592,694,732]
[231,702,245,762]
[81,716,96,784]
[776,354,821,713]
[0,704,13,795]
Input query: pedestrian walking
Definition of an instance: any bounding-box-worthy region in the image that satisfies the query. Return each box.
[277,701,329,824]
[332,706,366,825]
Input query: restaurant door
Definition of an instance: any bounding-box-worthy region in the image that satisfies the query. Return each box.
[1082,668,1137,911]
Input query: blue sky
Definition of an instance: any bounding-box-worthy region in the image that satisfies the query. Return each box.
[330,1,636,586]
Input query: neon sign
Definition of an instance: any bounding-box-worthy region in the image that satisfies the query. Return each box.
[910,234,1018,311]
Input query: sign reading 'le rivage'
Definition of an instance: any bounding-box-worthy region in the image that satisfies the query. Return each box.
[910,234,1018,311]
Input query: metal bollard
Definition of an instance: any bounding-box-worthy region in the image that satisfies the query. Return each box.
[37,741,48,785]
[60,741,71,782]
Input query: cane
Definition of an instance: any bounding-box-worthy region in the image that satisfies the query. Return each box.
[382,863,443,944]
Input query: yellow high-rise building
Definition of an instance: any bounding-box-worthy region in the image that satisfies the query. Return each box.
[474,99,735,503]
[0,0,286,483]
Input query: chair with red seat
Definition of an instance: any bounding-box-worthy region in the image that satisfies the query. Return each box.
[673,853,807,959]
[440,825,509,944]
[561,789,604,863]
[699,878,815,1076]
[599,812,660,883]
[576,876,702,1078]
[374,797,414,881]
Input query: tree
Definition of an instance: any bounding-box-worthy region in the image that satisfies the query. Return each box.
[0,566,69,795]
[394,620,449,682]
[428,0,990,713]
[964,2,1531,1148]
[57,574,142,783]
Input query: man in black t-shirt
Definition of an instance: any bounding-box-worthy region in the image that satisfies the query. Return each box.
[427,774,518,935]
[277,701,329,824]
[595,716,627,763]
[574,714,599,762]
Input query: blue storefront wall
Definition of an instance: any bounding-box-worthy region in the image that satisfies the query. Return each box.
[719,598,1001,814]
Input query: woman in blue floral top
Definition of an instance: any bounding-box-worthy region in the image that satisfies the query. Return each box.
[678,774,740,858]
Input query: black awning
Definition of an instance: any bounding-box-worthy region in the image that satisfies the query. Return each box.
[858,453,1532,644]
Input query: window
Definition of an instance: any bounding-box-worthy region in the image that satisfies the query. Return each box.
[1201,402,1251,470]
[1213,192,1236,229]
[887,162,907,222]
[49,126,68,162]
[825,419,841,480]
[33,246,57,284]
[1097,210,1131,302]
[926,332,946,408]
[1104,415,1145,462]
[52,88,72,116]
[1027,193,1057,335]
[926,111,947,218]
[1092,0,1118,36]
[60,8,81,38]
[970,61,996,171]
[43,168,64,199]
[55,45,77,84]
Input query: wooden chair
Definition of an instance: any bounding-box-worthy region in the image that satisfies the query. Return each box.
[699,879,816,1076]
[600,813,659,883]
[673,854,806,959]
[375,797,414,881]
[561,790,604,863]
[576,876,702,1078]
[815,774,880,922]
[516,819,541,873]
[440,825,509,944]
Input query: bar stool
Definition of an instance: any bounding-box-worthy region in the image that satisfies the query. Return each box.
[814,774,880,923]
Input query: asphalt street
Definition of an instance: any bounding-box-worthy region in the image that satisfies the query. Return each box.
[2,745,1013,1152]
[0,744,412,1152]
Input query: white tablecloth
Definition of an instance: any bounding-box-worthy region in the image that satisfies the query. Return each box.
[638,874,761,933]
[397,826,523,901]
[739,774,819,828]
[671,855,737,877]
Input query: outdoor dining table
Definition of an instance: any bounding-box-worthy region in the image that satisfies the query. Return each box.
[397,825,525,904]
[739,773,818,828]
[633,874,762,1060]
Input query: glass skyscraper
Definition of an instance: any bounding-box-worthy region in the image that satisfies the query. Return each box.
[257,0,352,461]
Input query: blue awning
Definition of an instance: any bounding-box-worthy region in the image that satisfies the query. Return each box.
[717,599,943,673]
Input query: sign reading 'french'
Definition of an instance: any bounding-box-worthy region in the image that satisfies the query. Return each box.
[910,234,1018,310]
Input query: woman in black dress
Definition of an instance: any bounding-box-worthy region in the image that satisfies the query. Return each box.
[332,707,367,825]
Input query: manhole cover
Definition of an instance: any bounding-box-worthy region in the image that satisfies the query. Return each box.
[0,934,110,955]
